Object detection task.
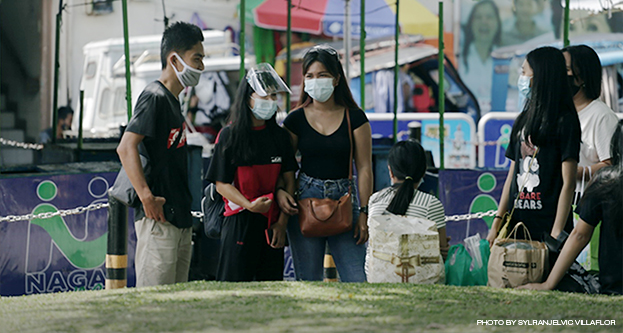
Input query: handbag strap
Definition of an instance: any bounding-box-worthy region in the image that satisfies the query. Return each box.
[506,147,539,222]
[345,108,353,195]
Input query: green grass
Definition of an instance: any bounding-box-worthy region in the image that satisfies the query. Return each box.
[1,281,621,332]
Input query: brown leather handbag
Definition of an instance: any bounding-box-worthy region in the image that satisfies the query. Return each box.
[298,108,354,237]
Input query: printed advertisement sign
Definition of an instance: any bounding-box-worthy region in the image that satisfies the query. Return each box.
[478,112,518,169]
[0,173,137,296]
[438,169,508,245]
[367,113,476,169]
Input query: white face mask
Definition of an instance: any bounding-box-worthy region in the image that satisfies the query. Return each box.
[304,78,335,103]
[251,98,278,120]
[171,53,202,88]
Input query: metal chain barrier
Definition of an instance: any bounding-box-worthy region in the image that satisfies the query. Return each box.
[0,203,109,223]
[444,209,498,222]
[0,138,44,150]
[191,211,204,219]
[0,204,497,223]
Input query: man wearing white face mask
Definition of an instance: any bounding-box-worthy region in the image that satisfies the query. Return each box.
[116,22,205,287]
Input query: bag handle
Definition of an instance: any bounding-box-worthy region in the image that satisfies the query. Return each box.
[507,222,533,243]
[574,166,586,206]
[346,108,353,195]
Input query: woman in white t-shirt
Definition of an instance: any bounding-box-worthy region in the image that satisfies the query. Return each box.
[562,45,619,198]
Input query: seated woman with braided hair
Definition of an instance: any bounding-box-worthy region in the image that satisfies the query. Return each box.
[366,140,450,262]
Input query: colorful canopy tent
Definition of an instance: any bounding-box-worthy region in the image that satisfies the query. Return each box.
[252,0,438,39]
[385,0,438,38]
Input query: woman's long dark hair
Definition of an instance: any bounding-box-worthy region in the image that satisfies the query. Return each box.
[561,44,602,100]
[511,47,579,147]
[296,45,361,111]
[386,140,427,215]
[224,80,281,164]
[579,119,623,237]
[462,0,501,71]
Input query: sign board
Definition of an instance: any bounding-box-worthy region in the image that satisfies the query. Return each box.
[0,173,137,296]
[477,112,518,169]
[438,169,508,245]
[367,113,477,169]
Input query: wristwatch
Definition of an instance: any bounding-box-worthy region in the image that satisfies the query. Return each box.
[359,205,368,215]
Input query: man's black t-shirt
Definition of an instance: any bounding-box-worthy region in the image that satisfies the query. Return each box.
[125,81,192,228]
[283,107,368,180]
[505,112,581,240]
[576,180,622,295]
[205,123,298,225]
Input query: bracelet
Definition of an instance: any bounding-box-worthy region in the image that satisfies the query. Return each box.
[494,215,504,220]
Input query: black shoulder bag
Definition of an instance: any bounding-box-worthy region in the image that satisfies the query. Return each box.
[201,183,225,238]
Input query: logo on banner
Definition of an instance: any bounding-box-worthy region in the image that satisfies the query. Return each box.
[469,173,499,228]
[25,179,108,294]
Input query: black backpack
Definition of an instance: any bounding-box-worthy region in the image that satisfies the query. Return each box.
[201,183,225,239]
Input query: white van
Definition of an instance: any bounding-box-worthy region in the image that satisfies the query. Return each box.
[77,30,253,138]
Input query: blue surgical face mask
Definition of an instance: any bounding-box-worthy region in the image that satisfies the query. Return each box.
[251,97,278,120]
[517,75,532,99]
[304,78,335,103]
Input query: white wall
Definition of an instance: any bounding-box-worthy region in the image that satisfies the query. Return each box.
[56,0,238,118]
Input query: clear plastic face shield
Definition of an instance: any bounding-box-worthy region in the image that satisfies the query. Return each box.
[246,63,292,97]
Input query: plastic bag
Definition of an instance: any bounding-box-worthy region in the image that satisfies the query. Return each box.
[445,238,490,286]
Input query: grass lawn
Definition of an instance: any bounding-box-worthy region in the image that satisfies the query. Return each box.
[1,281,621,332]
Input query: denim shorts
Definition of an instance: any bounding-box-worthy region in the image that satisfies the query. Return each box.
[286,173,366,282]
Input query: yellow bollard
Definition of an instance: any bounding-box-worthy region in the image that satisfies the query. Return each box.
[323,246,338,282]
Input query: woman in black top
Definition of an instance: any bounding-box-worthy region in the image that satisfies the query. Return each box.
[520,120,623,295]
[487,46,581,244]
[206,63,298,281]
[281,45,373,282]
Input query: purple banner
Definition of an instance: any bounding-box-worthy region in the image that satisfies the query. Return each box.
[438,169,508,245]
[0,173,136,296]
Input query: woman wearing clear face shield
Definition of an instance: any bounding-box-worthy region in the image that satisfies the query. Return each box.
[280,45,373,282]
[205,63,298,281]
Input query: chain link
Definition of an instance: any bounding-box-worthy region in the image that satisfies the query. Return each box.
[0,203,109,223]
[0,138,44,150]
[192,211,204,219]
[454,139,509,147]
[0,203,496,224]
[444,209,498,222]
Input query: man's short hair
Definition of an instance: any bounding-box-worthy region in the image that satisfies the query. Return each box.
[58,106,74,120]
[160,22,204,69]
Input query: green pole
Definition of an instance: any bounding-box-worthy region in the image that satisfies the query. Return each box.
[52,0,63,144]
[78,90,84,152]
[393,0,400,142]
[286,0,292,111]
[360,0,366,110]
[121,0,132,121]
[240,0,246,81]
[563,0,570,47]
[438,1,445,170]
